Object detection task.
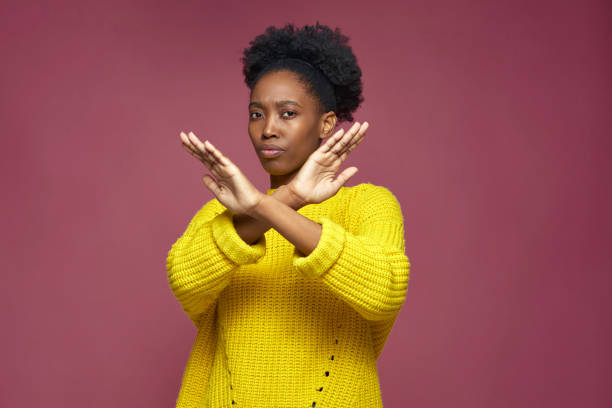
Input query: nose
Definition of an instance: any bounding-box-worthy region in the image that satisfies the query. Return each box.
[262,116,278,139]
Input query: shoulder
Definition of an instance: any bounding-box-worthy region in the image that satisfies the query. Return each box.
[346,182,404,221]
[347,182,401,204]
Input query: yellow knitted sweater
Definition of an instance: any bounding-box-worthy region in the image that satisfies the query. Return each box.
[166,182,410,407]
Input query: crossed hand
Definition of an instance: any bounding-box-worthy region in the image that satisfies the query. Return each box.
[179,121,369,215]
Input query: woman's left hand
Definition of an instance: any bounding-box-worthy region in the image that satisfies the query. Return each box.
[287,121,369,206]
[180,131,264,214]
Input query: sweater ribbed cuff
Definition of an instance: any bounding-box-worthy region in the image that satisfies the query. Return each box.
[211,210,266,265]
[292,217,345,278]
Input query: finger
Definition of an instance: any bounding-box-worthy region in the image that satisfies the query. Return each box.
[340,121,367,154]
[182,142,207,164]
[198,145,217,168]
[338,121,369,157]
[180,131,194,148]
[181,134,215,169]
[199,152,221,178]
[186,131,207,153]
[330,122,360,155]
[200,140,238,180]
[320,128,346,153]
[187,132,224,169]
[183,145,221,179]
[189,132,221,169]
[199,150,224,178]
[181,132,205,159]
[337,125,368,163]
[333,166,359,188]
[203,140,228,166]
[182,140,201,159]
[203,140,232,167]
[340,135,364,159]
[188,131,220,168]
[326,123,359,154]
[181,132,208,160]
[182,132,225,178]
[329,129,354,157]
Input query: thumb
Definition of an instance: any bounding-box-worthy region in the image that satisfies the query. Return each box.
[334,167,359,188]
[202,174,220,196]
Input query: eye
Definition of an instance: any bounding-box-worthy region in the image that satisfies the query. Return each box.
[249,112,262,119]
[282,111,296,118]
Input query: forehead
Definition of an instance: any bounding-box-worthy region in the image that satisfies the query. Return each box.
[250,70,315,105]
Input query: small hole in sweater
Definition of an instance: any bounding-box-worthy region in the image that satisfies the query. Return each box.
[317,386,323,391]
[231,400,236,405]
[325,371,329,376]
[230,384,233,389]
[335,339,338,344]
[312,402,316,407]
[330,355,334,360]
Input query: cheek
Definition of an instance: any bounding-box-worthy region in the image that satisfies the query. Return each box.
[247,124,257,141]
[284,144,314,170]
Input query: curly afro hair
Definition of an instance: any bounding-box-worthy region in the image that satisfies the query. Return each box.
[241,22,364,123]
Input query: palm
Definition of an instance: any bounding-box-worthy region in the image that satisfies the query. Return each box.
[207,164,257,213]
[291,150,345,202]
[179,131,262,214]
[289,121,369,205]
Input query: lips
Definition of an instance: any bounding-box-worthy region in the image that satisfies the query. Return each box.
[258,143,285,158]
[259,143,285,151]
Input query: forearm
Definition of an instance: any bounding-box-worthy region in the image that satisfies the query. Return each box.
[247,194,322,256]
[233,187,305,245]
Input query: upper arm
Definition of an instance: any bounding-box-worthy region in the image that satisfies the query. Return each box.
[179,198,224,237]
[351,184,406,252]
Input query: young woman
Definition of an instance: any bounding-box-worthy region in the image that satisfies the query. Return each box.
[167,22,410,407]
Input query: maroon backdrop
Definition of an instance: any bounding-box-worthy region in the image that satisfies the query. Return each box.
[2,0,610,407]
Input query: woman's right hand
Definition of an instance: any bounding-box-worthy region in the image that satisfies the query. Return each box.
[180,131,264,215]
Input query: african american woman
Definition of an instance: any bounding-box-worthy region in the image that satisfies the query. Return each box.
[166,22,411,407]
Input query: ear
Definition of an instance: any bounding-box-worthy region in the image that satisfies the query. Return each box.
[319,111,338,140]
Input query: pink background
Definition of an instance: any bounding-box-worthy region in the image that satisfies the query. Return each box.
[2,0,610,406]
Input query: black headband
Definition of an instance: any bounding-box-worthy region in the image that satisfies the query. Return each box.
[267,57,337,113]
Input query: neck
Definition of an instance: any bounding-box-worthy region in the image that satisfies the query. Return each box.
[269,169,299,190]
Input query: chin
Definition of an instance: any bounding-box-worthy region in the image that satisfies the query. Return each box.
[261,161,296,176]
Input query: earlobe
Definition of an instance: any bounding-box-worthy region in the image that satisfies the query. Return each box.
[320,112,337,139]
[320,126,333,140]
[319,124,328,140]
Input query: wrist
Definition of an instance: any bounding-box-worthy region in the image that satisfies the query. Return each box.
[245,191,266,218]
[274,185,306,210]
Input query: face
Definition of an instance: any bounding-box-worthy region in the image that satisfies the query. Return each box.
[248,70,336,187]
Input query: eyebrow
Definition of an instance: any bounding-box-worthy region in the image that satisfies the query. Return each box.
[248,100,302,109]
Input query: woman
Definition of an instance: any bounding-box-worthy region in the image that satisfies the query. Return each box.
[167,22,410,407]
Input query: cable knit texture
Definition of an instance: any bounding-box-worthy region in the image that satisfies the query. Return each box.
[166,182,411,407]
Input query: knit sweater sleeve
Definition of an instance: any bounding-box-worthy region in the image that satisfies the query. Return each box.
[166,199,267,328]
[292,184,410,323]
